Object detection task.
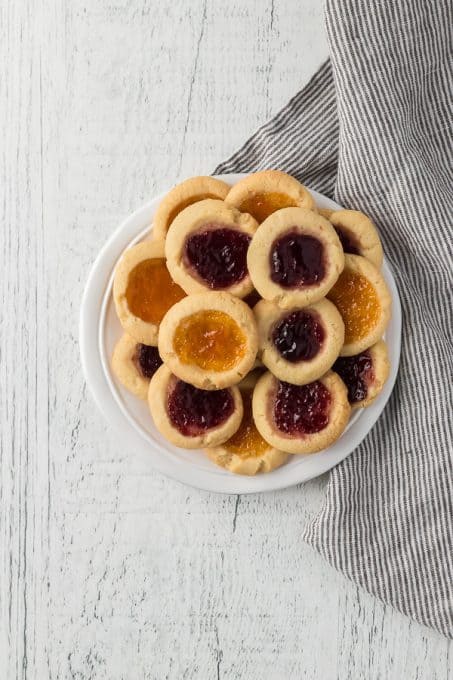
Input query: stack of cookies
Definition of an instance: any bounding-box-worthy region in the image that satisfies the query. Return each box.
[112,171,392,476]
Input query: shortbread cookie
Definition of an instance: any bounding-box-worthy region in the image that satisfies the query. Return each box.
[148,365,243,449]
[247,207,344,308]
[165,199,257,297]
[327,254,391,356]
[111,334,163,399]
[152,176,230,241]
[333,339,390,408]
[158,292,258,389]
[206,373,288,475]
[254,298,344,384]
[113,240,186,344]
[252,370,351,454]
[323,209,383,268]
[226,170,315,222]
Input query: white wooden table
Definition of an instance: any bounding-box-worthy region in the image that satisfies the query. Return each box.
[2,2,451,678]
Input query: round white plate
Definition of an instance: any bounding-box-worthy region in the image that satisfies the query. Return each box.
[79,173,401,494]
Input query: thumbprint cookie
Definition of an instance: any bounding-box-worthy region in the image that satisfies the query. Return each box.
[327,254,391,356]
[247,207,344,308]
[252,370,350,454]
[158,292,258,389]
[112,334,163,399]
[321,209,383,269]
[206,371,288,475]
[152,176,230,241]
[254,298,344,384]
[333,339,390,408]
[113,240,186,344]
[148,365,243,449]
[165,199,257,297]
[225,169,315,222]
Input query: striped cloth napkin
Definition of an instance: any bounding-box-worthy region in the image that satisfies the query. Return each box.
[216,0,453,637]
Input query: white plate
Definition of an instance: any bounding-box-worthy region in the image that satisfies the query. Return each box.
[79,173,401,494]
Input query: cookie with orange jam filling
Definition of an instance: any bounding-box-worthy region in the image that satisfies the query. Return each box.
[327,254,391,356]
[226,170,315,222]
[152,176,230,241]
[319,209,383,269]
[206,373,288,475]
[148,365,243,449]
[247,207,344,308]
[113,240,186,345]
[111,334,163,399]
[165,199,257,297]
[254,298,344,385]
[333,339,390,408]
[158,292,258,389]
[252,370,351,455]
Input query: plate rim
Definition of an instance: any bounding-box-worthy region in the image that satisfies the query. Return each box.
[79,173,402,495]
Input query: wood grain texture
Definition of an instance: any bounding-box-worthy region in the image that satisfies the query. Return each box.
[1,1,451,678]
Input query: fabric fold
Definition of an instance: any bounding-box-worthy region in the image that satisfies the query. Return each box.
[215,0,453,638]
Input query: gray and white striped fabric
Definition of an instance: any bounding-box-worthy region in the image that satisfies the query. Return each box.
[216,0,453,638]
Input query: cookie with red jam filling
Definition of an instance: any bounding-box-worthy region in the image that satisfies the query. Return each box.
[148,365,243,449]
[333,339,390,408]
[112,334,163,399]
[252,370,350,454]
[247,207,344,308]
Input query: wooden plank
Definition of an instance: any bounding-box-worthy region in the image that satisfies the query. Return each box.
[0,2,50,678]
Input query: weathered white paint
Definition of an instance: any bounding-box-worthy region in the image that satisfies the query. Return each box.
[1,1,451,678]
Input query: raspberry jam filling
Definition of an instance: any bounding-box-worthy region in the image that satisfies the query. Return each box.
[273,380,331,435]
[239,191,296,222]
[167,379,234,436]
[334,227,360,255]
[184,226,251,289]
[224,390,269,457]
[133,344,162,379]
[333,351,374,403]
[126,258,186,324]
[270,231,325,288]
[327,269,380,343]
[272,310,325,362]
[174,310,247,372]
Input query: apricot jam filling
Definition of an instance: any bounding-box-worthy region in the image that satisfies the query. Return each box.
[166,193,219,229]
[327,270,381,343]
[173,310,247,371]
[224,391,269,457]
[239,192,296,222]
[126,258,186,324]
